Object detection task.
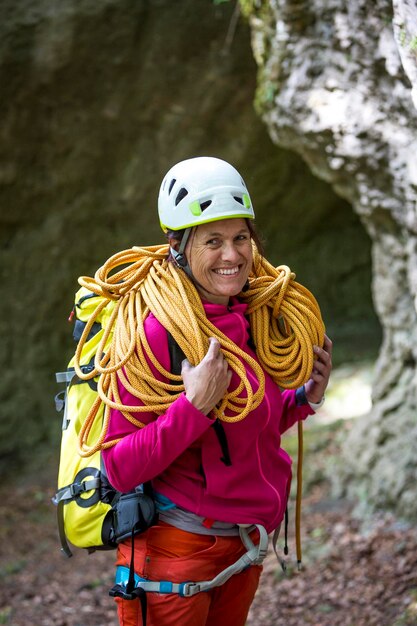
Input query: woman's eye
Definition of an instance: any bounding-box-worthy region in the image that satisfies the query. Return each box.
[207,239,220,246]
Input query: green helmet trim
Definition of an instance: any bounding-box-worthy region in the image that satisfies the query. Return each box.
[160,212,254,233]
[243,193,251,209]
[189,200,202,216]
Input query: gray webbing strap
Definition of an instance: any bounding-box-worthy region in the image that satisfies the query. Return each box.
[272,523,287,572]
[116,524,269,598]
[54,478,101,504]
[192,524,268,594]
[56,371,76,384]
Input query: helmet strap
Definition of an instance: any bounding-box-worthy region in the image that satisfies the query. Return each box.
[169,228,193,277]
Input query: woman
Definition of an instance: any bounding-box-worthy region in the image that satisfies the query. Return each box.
[102,156,332,626]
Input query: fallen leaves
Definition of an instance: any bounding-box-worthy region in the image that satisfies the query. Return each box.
[1,457,416,625]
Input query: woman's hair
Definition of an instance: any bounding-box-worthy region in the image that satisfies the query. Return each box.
[165,219,265,259]
[246,220,265,257]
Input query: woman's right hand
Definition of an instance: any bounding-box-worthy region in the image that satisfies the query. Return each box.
[181,337,232,415]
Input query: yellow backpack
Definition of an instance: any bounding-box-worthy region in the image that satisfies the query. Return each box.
[53,287,157,557]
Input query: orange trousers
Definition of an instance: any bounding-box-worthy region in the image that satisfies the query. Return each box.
[114,522,262,626]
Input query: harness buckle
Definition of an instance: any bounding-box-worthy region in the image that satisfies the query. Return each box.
[109,583,139,601]
[180,582,200,597]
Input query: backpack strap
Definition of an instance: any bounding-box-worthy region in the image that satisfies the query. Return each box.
[211,420,232,466]
[166,331,185,377]
[53,469,102,558]
[55,499,73,558]
[166,332,232,466]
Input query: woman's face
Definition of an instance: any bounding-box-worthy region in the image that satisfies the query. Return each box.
[185,218,253,305]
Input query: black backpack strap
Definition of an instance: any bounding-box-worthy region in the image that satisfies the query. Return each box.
[244,314,256,352]
[109,530,148,625]
[166,332,185,377]
[166,332,232,466]
[211,420,232,466]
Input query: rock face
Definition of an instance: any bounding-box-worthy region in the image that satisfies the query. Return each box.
[0,0,377,472]
[244,0,417,518]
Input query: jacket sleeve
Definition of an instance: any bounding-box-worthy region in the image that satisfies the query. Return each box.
[102,314,214,493]
[278,389,314,435]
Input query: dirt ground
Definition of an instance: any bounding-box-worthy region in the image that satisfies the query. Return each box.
[1,430,417,626]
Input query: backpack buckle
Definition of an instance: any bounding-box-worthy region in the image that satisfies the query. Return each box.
[109,583,138,601]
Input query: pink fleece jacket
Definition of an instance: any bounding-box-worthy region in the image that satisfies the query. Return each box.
[102,298,314,534]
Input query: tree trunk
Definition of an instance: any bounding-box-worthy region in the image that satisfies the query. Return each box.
[244,0,417,519]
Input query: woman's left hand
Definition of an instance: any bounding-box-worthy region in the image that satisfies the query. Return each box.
[304,334,333,404]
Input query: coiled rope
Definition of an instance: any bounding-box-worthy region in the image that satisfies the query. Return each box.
[75,243,325,564]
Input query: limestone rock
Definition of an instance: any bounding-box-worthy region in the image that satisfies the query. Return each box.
[245,0,417,519]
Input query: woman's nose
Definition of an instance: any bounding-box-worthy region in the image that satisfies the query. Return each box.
[221,242,240,262]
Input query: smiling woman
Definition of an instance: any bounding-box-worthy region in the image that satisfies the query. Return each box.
[87,156,334,626]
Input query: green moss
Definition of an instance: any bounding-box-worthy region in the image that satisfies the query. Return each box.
[240,0,256,18]
[239,0,269,20]
[254,76,278,114]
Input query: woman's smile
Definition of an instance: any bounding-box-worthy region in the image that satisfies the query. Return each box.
[212,266,240,276]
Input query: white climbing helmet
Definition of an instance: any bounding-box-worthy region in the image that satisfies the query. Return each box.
[158,156,255,232]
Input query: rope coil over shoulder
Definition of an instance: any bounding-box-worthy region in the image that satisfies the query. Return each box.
[74,244,325,564]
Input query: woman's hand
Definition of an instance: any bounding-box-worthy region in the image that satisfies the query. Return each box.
[304,334,333,405]
[182,337,232,415]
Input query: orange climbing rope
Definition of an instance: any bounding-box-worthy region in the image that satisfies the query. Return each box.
[75,243,325,565]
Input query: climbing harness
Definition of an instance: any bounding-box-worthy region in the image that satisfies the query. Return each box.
[109,524,269,626]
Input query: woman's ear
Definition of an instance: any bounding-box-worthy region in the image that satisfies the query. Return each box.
[168,237,181,252]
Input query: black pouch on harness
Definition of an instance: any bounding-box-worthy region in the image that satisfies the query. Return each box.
[109,488,158,624]
[113,489,158,544]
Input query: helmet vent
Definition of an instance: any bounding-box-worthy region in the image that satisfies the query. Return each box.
[200,200,212,211]
[168,179,176,195]
[175,187,188,206]
[234,196,244,205]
